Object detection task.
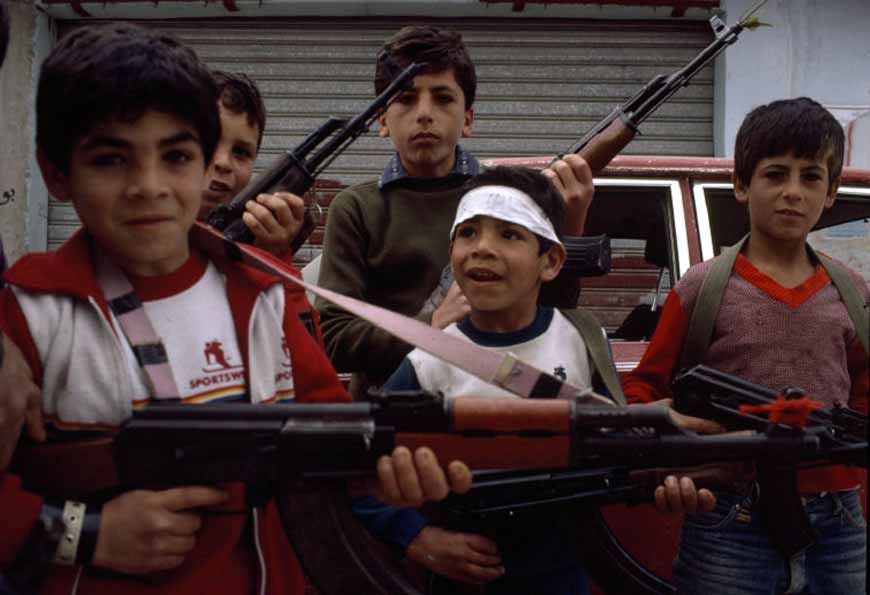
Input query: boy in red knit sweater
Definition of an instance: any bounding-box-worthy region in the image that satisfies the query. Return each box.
[624,97,868,595]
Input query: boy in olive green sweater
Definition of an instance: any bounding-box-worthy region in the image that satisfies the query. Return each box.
[317,25,595,399]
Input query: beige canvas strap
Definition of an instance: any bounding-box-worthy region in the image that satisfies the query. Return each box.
[192,223,613,406]
[559,308,626,405]
[814,249,869,356]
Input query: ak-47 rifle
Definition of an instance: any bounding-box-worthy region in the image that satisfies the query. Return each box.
[13,390,865,594]
[670,364,867,560]
[428,368,867,595]
[205,61,424,254]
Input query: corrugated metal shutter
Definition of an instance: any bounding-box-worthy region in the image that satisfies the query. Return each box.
[49,17,713,248]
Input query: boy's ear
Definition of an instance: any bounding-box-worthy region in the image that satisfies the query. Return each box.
[37,147,72,202]
[824,177,841,209]
[732,173,750,205]
[461,107,474,138]
[539,243,567,283]
[377,110,391,138]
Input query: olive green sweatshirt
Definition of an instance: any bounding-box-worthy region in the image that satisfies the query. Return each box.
[316,176,468,397]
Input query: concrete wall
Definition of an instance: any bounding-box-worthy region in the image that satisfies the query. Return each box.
[718,0,870,159]
[0,0,51,265]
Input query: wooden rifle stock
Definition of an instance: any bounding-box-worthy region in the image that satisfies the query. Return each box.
[576,116,638,174]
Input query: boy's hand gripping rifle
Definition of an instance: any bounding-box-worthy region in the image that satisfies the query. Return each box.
[205,62,424,254]
[562,1,769,173]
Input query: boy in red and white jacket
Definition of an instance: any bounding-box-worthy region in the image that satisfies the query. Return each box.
[0,23,467,595]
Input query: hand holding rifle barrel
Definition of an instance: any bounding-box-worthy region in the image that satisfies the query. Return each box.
[206,61,425,254]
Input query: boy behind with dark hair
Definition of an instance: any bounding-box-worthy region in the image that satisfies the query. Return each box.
[0,23,467,595]
[200,70,306,259]
[624,97,868,594]
[317,25,596,400]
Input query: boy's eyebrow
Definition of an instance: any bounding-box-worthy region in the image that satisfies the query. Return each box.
[79,135,130,151]
[79,130,199,151]
[428,85,459,95]
[235,138,257,151]
[407,83,458,95]
[159,130,199,147]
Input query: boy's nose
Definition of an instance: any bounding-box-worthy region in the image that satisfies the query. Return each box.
[782,173,804,201]
[415,95,434,123]
[126,163,168,199]
[471,229,498,255]
[211,147,232,175]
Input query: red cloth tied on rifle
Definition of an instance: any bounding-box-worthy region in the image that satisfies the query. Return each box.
[739,394,824,429]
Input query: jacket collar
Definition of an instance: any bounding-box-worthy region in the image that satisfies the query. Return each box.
[5,226,282,303]
[378,145,480,189]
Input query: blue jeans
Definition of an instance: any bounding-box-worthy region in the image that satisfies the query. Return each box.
[674,488,866,595]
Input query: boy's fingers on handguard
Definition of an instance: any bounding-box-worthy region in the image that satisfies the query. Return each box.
[413,446,449,501]
[668,409,727,435]
[255,193,300,228]
[271,192,306,226]
[653,398,727,434]
[654,475,717,515]
[378,446,424,507]
[542,154,594,235]
[244,201,280,235]
[165,511,204,536]
[654,475,697,514]
[158,486,229,512]
[697,487,716,513]
[446,460,472,495]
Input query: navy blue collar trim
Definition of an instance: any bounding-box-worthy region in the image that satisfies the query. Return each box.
[457,306,554,347]
[378,146,479,189]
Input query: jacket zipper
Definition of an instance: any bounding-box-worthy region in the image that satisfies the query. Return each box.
[252,508,267,595]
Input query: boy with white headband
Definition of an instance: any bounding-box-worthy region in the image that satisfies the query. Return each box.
[353,168,587,594]
[353,166,713,595]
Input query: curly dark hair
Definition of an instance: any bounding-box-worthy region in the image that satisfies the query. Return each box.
[37,23,220,173]
[375,25,476,110]
[734,97,844,190]
[213,70,267,150]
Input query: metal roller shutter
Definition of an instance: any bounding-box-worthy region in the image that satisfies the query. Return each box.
[49,17,713,248]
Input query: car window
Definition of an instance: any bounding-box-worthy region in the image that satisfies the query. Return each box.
[580,181,681,340]
[697,185,870,285]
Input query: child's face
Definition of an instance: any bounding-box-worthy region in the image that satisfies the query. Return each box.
[199,103,260,219]
[378,68,473,179]
[40,109,206,276]
[734,151,839,245]
[451,215,562,331]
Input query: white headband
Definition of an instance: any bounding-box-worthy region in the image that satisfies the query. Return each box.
[450,185,563,247]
